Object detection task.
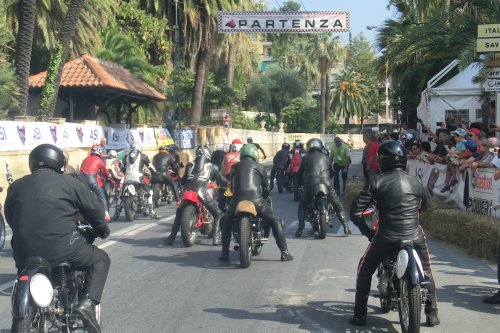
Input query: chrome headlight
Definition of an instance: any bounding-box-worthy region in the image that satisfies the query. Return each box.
[30,273,54,308]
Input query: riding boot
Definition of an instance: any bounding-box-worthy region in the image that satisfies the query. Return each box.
[296,208,306,238]
[425,307,440,327]
[337,212,352,235]
[149,205,160,219]
[218,244,229,261]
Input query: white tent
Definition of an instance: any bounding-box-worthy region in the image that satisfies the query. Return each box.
[417,60,483,132]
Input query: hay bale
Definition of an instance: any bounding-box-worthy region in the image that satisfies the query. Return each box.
[344,179,365,209]
[421,208,499,261]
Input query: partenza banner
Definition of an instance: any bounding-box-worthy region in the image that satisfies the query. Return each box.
[218,11,349,33]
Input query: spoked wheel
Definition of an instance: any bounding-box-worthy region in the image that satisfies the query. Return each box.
[11,303,44,333]
[0,214,5,250]
[180,205,198,247]
[398,277,422,333]
[152,184,162,208]
[238,216,252,268]
[377,265,391,313]
[124,197,136,222]
[165,184,174,204]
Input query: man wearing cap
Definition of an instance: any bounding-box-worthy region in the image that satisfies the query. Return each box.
[247,137,267,160]
[330,137,351,196]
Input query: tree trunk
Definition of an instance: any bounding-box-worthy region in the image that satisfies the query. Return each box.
[189,48,210,126]
[39,0,85,120]
[13,0,37,117]
[319,71,326,134]
[325,67,331,130]
[226,43,236,89]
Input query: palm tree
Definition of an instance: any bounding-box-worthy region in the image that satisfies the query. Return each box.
[39,0,86,119]
[13,0,36,117]
[330,68,370,129]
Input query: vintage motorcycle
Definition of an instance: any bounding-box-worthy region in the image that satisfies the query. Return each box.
[0,187,5,250]
[305,183,330,239]
[275,168,291,194]
[11,222,101,333]
[232,198,270,268]
[179,182,218,247]
[119,177,150,222]
[152,169,183,207]
[365,208,431,333]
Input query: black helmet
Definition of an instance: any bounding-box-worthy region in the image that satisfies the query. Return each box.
[306,138,323,153]
[29,144,65,173]
[377,140,408,173]
[282,143,290,150]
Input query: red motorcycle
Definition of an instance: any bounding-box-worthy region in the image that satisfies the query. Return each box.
[179,182,218,247]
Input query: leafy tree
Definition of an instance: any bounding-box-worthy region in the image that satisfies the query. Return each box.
[280,97,319,133]
[0,17,18,116]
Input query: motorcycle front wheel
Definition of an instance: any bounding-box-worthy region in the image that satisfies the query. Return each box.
[238,216,252,268]
[398,277,421,333]
[180,205,198,247]
[124,197,136,222]
[0,214,5,249]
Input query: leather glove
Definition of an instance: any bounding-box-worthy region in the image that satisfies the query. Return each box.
[96,225,110,239]
[366,229,376,242]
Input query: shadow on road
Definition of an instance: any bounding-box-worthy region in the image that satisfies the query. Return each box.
[134,251,241,270]
[206,300,399,332]
[436,284,500,314]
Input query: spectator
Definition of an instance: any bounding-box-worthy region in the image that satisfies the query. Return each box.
[441,128,475,193]
[330,137,351,195]
[247,137,267,160]
[471,137,500,170]
[361,134,370,186]
[366,134,380,183]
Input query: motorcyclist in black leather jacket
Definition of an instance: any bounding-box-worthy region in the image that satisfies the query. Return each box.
[349,140,440,327]
[5,144,110,333]
[164,145,226,244]
[151,145,183,202]
[296,138,351,237]
[218,144,293,262]
[269,142,291,191]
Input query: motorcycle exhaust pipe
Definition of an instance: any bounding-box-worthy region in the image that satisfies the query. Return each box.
[233,244,240,251]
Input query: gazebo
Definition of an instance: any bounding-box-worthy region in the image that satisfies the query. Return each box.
[29,54,166,126]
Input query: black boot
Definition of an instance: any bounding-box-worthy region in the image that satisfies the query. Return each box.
[296,209,305,237]
[218,248,229,262]
[425,308,440,327]
[338,213,352,235]
[281,251,294,261]
[483,289,500,304]
[163,234,176,245]
[74,297,101,333]
[349,314,366,327]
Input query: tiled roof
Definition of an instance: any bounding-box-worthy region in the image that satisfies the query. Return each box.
[29,54,166,101]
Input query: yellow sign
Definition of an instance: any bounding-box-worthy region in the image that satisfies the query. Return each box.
[478,24,500,38]
[477,38,500,52]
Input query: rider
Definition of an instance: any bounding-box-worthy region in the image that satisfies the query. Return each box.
[269,142,290,191]
[114,143,159,219]
[106,150,124,184]
[164,145,226,245]
[218,144,294,262]
[5,144,110,333]
[152,145,182,202]
[296,138,351,237]
[80,146,111,220]
[288,140,306,183]
[349,140,440,327]
[222,139,243,177]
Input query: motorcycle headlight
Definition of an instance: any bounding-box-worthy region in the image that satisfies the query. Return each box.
[127,184,136,196]
[30,273,54,308]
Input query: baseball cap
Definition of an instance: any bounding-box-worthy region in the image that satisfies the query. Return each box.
[451,128,467,137]
[469,128,481,136]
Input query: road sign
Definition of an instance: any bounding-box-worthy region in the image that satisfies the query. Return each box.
[477,24,500,52]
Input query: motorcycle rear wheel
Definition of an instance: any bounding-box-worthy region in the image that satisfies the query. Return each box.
[238,216,252,268]
[165,184,174,204]
[152,184,162,208]
[180,205,198,247]
[104,182,114,210]
[0,214,5,250]
[398,277,421,333]
[124,197,136,222]
[318,209,328,239]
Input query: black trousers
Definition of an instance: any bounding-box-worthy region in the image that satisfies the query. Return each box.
[353,234,437,316]
[332,163,348,194]
[152,172,180,201]
[297,184,347,229]
[220,198,287,253]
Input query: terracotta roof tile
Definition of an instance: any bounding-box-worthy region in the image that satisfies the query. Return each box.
[29,55,165,101]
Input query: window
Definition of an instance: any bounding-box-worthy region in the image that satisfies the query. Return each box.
[445,109,469,125]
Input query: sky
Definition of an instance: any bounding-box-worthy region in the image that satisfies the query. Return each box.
[266,0,396,46]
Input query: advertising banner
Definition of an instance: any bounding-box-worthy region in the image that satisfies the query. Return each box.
[218,11,349,33]
[173,128,195,149]
[154,128,175,146]
[467,168,500,217]
[128,128,157,147]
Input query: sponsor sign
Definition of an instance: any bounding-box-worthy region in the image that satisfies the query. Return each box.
[477,24,500,52]
[218,11,349,33]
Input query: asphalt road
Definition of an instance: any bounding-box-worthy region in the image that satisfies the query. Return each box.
[0,151,498,332]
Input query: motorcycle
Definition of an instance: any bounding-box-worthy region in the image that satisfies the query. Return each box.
[232,198,270,268]
[152,169,183,207]
[305,183,330,239]
[119,177,150,222]
[10,221,101,333]
[365,208,430,333]
[99,176,120,211]
[179,182,218,247]
[0,187,5,249]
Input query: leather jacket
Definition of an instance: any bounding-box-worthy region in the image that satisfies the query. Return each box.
[297,150,331,187]
[272,149,290,170]
[152,152,180,173]
[231,156,269,202]
[80,155,110,179]
[350,168,430,242]
[182,155,226,191]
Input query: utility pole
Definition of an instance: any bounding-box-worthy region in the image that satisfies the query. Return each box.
[173,0,180,127]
